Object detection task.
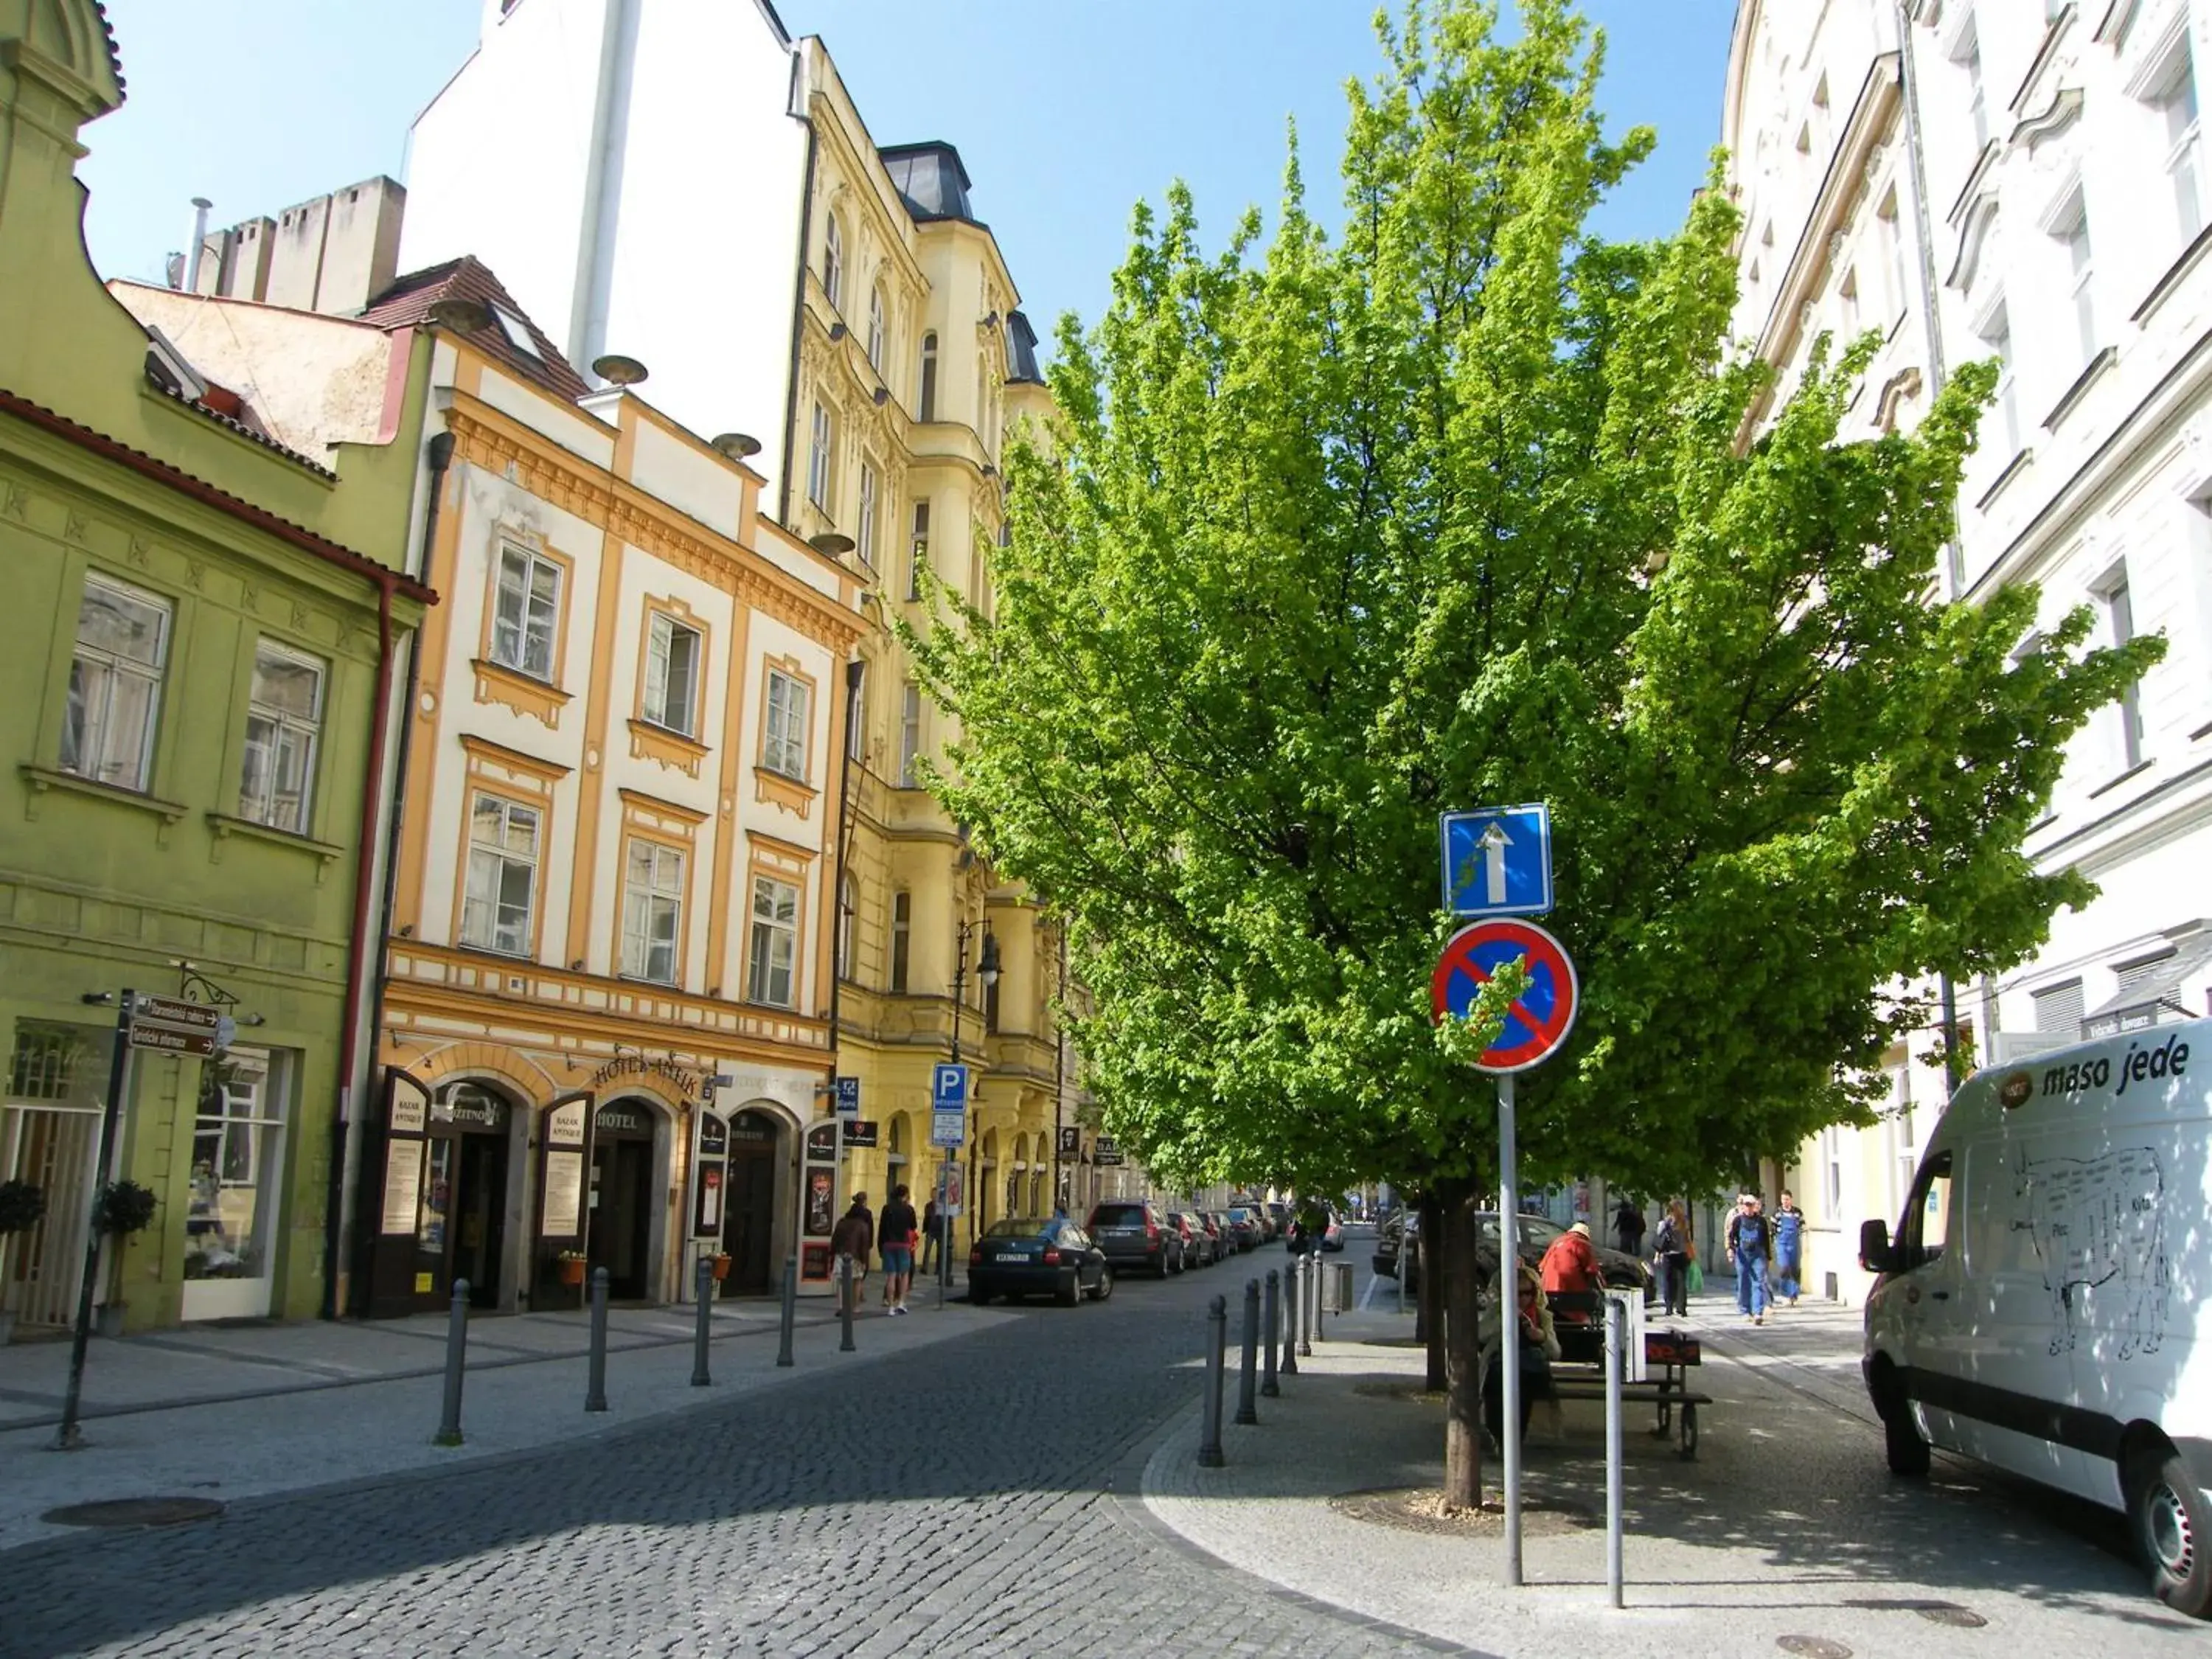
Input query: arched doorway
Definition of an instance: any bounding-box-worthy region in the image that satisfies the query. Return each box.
[424,1079,516,1310]
[588,1096,661,1300]
[1007,1133,1027,1218]
[886,1114,910,1206]
[720,1109,781,1295]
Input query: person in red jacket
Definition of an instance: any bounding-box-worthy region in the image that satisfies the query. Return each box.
[1540,1220,1604,1295]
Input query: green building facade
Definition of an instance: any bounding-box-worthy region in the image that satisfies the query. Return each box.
[0,1,433,1333]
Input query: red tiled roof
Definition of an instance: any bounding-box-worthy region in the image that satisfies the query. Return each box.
[359,258,591,403]
[147,378,335,479]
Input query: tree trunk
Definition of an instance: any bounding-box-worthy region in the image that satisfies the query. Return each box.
[1419,1191,1446,1392]
[1437,1180,1485,1511]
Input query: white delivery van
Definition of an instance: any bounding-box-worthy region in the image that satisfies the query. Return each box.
[1859,1018,2210,1618]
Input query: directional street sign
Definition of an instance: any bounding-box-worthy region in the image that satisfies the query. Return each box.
[136,995,220,1030]
[1430,917,1579,1074]
[1441,804,1554,919]
[128,995,224,1056]
[930,1062,969,1148]
[127,1021,217,1057]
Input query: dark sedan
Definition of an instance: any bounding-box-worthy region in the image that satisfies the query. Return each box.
[1087,1200,1177,1276]
[967,1217,1113,1306]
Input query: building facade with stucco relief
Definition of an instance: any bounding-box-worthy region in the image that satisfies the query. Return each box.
[1725,0,2212,1304]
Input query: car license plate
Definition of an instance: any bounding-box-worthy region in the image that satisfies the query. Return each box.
[992,1246,1034,1262]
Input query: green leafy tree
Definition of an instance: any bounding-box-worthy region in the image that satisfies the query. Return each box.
[907,0,2158,1508]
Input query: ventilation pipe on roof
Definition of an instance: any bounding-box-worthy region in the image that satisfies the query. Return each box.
[183,197,213,293]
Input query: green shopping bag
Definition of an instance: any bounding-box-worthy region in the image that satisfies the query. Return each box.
[1686,1257,1704,1295]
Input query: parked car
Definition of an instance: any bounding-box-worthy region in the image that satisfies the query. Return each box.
[1371,1210,1653,1307]
[1265,1200,1293,1239]
[1208,1210,1240,1257]
[1163,1211,1206,1270]
[1320,1213,1346,1253]
[1087,1199,1176,1277]
[1224,1206,1265,1251]
[967,1217,1113,1307]
[1860,1020,2212,1620]
[1183,1211,1225,1265]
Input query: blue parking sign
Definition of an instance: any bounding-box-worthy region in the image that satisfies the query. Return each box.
[931,1063,969,1110]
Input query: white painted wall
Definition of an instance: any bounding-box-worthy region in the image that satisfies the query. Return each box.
[402,0,809,504]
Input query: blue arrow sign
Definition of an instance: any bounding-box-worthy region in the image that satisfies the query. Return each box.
[1441,804,1554,918]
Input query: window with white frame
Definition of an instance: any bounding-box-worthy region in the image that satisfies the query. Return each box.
[1961,22,1990,150]
[899,681,922,786]
[823,215,844,311]
[856,460,880,568]
[890,890,911,992]
[2056,194,2097,367]
[641,611,701,736]
[764,668,811,779]
[807,402,833,511]
[238,641,323,833]
[1975,301,2020,459]
[919,333,939,421]
[619,838,685,984]
[908,501,930,599]
[746,874,799,1006]
[60,574,170,790]
[2097,564,2145,771]
[867,286,886,370]
[490,543,561,679]
[1877,189,1907,321]
[837,872,858,980]
[846,661,867,760]
[2157,44,2205,245]
[461,793,538,955]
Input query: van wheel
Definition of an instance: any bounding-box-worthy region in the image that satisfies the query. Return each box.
[1877,1371,1930,1477]
[2129,1445,2212,1618]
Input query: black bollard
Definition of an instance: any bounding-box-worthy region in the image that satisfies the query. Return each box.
[1262,1270,1281,1397]
[690,1256,714,1386]
[838,1253,857,1352]
[1281,1252,1300,1377]
[776,1254,797,1367]
[1236,1277,1261,1425]
[585,1266,610,1412]
[1298,1252,1315,1357]
[433,1278,469,1446]
[1198,1294,1227,1467]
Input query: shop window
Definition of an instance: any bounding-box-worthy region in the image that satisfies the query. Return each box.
[461,793,540,956]
[747,874,800,1007]
[763,668,811,780]
[619,839,686,984]
[642,611,701,736]
[238,641,323,834]
[890,890,911,992]
[60,574,170,791]
[491,543,562,680]
[185,1048,286,1287]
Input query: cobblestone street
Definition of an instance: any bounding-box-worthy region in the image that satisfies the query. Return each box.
[0,1275,1447,1659]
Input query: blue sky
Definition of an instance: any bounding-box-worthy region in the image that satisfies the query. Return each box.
[82,1,1737,350]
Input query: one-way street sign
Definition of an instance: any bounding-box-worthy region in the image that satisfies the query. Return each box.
[1441,804,1554,918]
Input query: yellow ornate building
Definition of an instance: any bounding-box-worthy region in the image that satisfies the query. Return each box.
[780,50,1071,1251]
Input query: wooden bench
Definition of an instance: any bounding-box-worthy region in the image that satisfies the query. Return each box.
[1542,1320,1711,1458]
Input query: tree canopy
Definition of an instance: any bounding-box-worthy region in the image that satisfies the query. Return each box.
[908,0,2160,1208]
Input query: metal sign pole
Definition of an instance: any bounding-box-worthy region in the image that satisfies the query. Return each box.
[1500,1070,1522,1587]
[1605,1293,1625,1607]
[55,989,134,1451]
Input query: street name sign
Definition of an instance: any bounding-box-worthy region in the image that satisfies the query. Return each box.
[1440,804,1554,918]
[1430,917,1579,1074]
[834,1075,861,1116]
[127,1021,217,1057]
[136,996,220,1030]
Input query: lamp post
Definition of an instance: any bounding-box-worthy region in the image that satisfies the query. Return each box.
[944,919,998,1287]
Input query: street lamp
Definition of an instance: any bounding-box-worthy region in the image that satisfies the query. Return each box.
[949,919,998,1065]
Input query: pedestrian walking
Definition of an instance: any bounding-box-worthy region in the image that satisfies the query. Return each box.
[920,1195,941,1274]
[1725,1191,1773,1325]
[1652,1200,1691,1318]
[1772,1189,1806,1306]
[879,1184,919,1315]
[1612,1197,1646,1258]
[830,1192,874,1316]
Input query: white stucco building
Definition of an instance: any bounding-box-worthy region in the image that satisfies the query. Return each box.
[1726,0,2212,1300]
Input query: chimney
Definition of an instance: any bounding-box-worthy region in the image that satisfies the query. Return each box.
[184,197,213,293]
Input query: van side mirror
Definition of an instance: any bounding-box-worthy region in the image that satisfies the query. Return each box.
[1860,1217,1897,1275]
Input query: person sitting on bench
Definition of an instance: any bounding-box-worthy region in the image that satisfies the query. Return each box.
[1483,1265,1563,1447]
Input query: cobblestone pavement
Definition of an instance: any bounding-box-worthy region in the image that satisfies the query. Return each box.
[0,1267,1462,1659]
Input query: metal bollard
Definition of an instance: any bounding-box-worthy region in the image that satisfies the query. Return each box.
[433,1278,469,1446]
[1198,1295,1227,1467]
[1262,1270,1281,1397]
[1281,1251,1300,1377]
[1312,1251,1326,1343]
[1605,1294,1626,1609]
[776,1254,797,1367]
[691,1256,715,1386]
[585,1266,610,1412]
[838,1254,857,1352]
[1236,1277,1261,1425]
[1298,1252,1315,1357]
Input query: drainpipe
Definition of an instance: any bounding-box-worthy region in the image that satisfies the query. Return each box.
[777,50,818,526]
[825,655,864,1061]
[323,428,453,1320]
